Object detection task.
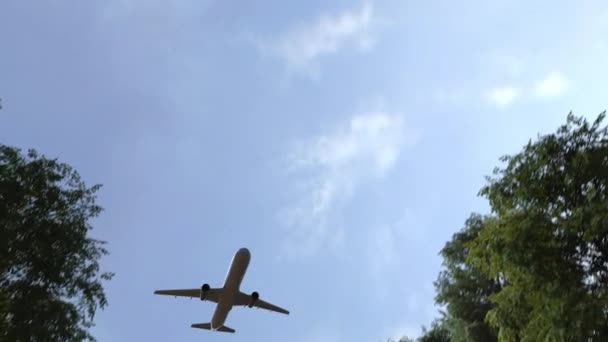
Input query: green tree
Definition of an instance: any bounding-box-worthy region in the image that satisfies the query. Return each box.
[386,337,415,342]
[418,316,452,342]
[434,214,499,342]
[0,145,113,341]
[468,112,608,341]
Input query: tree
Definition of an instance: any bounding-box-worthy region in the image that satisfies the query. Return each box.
[467,112,608,340]
[393,112,608,341]
[417,316,452,342]
[386,337,415,342]
[0,145,113,341]
[433,214,499,342]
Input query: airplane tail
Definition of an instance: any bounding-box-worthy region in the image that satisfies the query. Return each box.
[191,322,235,333]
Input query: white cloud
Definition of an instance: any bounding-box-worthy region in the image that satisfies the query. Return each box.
[534,71,567,97]
[259,2,374,73]
[483,71,568,108]
[281,111,416,257]
[486,86,520,107]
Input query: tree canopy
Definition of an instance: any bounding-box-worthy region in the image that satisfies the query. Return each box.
[469,112,608,340]
[433,214,499,341]
[413,112,608,341]
[0,145,113,341]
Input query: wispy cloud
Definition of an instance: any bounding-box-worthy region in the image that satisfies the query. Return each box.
[534,71,567,97]
[280,111,416,257]
[257,2,374,74]
[486,86,520,107]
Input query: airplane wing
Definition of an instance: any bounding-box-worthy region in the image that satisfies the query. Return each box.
[234,291,290,315]
[154,288,222,303]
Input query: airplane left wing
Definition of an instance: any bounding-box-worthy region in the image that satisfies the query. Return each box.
[154,288,222,303]
[234,291,290,315]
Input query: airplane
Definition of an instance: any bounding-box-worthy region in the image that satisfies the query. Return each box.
[154,247,289,333]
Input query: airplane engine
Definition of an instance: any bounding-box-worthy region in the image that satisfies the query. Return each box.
[200,283,210,301]
[248,291,259,308]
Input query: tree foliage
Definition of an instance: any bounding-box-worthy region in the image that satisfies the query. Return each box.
[417,316,451,342]
[0,145,113,341]
[467,112,608,340]
[433,214,499,342]
[417,112,608,342]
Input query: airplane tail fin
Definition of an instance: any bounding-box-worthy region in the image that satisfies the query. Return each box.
[191,322,235,333]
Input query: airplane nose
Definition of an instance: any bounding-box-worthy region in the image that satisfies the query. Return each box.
[238,248,251,258]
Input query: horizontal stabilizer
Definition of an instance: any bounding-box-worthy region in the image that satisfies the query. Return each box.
[191,322,235,333]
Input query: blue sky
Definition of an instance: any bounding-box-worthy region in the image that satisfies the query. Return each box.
[1,0,608,340]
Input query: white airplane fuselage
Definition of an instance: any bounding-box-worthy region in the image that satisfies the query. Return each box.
[211,247,251,330]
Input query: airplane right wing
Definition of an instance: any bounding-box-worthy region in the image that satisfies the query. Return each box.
[234,291,290,315]
[154,287,222,303]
